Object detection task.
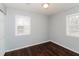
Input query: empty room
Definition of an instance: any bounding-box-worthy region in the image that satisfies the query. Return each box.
[0,3,79,56]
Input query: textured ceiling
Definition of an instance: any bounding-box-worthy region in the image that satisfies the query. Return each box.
[4,3,79,15]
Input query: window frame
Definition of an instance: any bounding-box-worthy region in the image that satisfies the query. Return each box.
[15,15,31,36]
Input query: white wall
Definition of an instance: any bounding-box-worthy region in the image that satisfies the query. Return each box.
[5,8,49,51]
[0,12,5,56]
[5,4,79,54]
[0,4,5,56]
[49,6,79,53]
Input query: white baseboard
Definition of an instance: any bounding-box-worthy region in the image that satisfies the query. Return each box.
[51,40,79,54]
[5,40,79,55]
[5,40,50,53]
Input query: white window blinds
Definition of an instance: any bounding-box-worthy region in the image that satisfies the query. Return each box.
[15,15,31,36]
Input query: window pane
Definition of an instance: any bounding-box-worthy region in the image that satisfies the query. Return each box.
[66,13,79,37]
[15,15,31,36]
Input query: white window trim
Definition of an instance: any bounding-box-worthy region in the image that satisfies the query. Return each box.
[15,15,31,36]
[66,13,79,37]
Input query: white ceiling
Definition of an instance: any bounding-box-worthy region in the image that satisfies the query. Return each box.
[4,3,79,15]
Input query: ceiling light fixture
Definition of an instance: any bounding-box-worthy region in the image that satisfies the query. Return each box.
[42,3,49,9]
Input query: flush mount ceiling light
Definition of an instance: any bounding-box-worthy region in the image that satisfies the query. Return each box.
[42,3,49,9]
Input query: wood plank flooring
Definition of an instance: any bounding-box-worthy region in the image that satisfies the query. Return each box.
[4,41,79,56]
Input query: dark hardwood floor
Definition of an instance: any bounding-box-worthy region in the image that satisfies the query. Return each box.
[4,41,79,56]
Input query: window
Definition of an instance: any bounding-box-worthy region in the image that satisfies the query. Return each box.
[66,13,79,37]
[15,15,31,36]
